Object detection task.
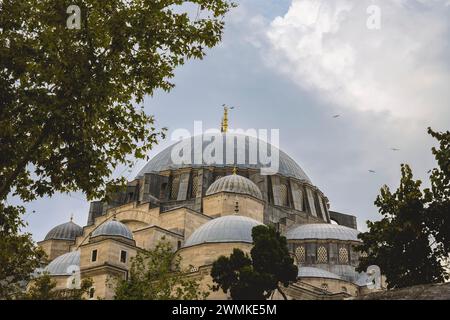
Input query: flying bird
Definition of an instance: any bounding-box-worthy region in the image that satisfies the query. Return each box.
[391,148,400,151]
[427,169,432,174]
[332,114,340,118]
[368,170,376,174]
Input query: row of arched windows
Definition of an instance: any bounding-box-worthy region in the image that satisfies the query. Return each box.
[294,245,350,264]
[167,171,328,223]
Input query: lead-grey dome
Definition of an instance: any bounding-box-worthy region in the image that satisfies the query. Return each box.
[183,215,262,247]
[91,220,133,240]
[206,174,263,200]
[298,267,342,280]
[137,133,311,182]
[44,251,80,275]
[286,223,360,242]
[44,221,83,241]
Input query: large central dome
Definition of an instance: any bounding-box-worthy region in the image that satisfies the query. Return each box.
[137,133,311,182]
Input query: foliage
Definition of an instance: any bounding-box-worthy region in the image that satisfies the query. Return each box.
[0,0,232,298]
[425,128,450,255]
[356,128,450,289]
[114,239,208,300]
[0,0,233,203]
[0,204,45,299]
[24,273,93,300]
[211,225,297,300]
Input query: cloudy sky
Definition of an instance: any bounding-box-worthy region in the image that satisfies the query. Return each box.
[20,0,450,240]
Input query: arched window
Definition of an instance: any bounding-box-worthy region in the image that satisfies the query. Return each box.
[295,246,306,264]
[317,246,328,263]
[341,286,347,293]
[170,176,180,200]
[279,184,289,207]
[89,287,95,299]
[191,175,199,198]
[321,283,328,291]
[339,247,349,264]
[296,189,304,211]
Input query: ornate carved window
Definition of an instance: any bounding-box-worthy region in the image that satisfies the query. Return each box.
[321,283,328,291]
[170,176,180,200]
[341,286,347,293]
[317,246,328,263]
[295,246,306,264]
[339,247,349,264]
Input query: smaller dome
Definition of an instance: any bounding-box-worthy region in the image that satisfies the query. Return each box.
[44,251,80,275]
[44,221,83,241]
[298,267,342,280]
[183,215,262,247]
[206,174,263,200]
[286,223,360,242]
[91,220,133,240]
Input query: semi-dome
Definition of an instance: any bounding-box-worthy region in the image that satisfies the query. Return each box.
[286,223,360,242]
[298,267,342,280]
[44,251,80,275]
[91,220,133,240]
[44,220,83,241]
[206,174,263,199]
[136,133,311,182]
[183,215,262,247]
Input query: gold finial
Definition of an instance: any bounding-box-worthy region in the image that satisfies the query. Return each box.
[221,104,234,133]
[232,166,238,175]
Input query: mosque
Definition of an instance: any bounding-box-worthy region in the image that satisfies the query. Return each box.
[36,108,381,299]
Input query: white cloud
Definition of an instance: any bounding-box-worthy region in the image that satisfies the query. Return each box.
[265,0,450,122]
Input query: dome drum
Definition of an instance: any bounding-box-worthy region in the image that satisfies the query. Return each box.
[88,133,336,227]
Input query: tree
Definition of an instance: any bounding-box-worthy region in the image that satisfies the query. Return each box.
[211,225,297,300]
[356,128,450,289]
[24,273,93,300]
[0,0,232,296]
[0,204,45,299]
[425,128,450,255]
[0,0,233,207]
[114,239,208,300]
[356,164,446,288]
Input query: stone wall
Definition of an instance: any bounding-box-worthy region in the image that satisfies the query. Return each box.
[177,242,252,270]
[354,282,450,300]
[38,239,75,261]
[203,192,264,222]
